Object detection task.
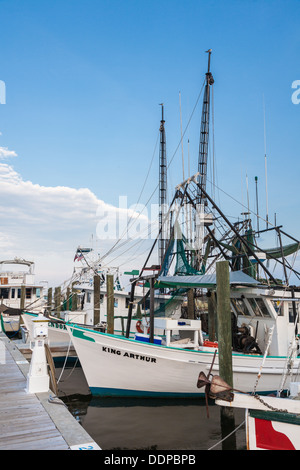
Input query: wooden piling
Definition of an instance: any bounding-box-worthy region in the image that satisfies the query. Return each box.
[47,288,52,315]
[216,260,233,388]
[20,285,25,311]
[106,274,114,334]
[208,290,217,342]
[66,287,70,311]
[71,283,77,311]
[216,260,236,449]
[55,287,61,319]
[187,289,195,319]
[93,275,100,325]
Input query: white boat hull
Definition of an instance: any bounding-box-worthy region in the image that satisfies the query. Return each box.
[217,393,300,450]
[1,315,20,333]
[66,324,300,397]
[22,312,70,343]
[21,311,137,345]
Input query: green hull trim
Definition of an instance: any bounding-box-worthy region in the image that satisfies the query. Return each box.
[89,386,205,398]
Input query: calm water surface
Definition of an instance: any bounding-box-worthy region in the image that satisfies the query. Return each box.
[55,361,246,451]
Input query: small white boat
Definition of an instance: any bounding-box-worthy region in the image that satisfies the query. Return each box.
[216,387,300,450]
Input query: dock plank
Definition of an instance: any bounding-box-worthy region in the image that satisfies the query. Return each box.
[0,339,69,450]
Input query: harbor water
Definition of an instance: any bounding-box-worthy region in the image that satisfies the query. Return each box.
[55,360,246,450]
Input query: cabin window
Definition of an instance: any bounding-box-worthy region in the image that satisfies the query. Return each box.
[0,288,9,299]
[25,288,32,299]
[86,292,91,303]
[142,298,150,310]
[114,298,118,308]
[288,301,299,323]
[255,298,271,317]
[231,298,251,316]
[36,288,40,298]
[17,288,21,299]
[247,298,270,317]
[11,288,15,299]
[125,298,135,309]
[247,298,263,316]
[100,294,104,304]
[271,300,284,316]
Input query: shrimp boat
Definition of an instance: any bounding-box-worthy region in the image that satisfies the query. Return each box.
[66,278,300,397]
[21,253,183,344]
[66,50,300,398]
[0,258,45,335]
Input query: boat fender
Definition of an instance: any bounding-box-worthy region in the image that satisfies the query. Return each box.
[203,340,218,348]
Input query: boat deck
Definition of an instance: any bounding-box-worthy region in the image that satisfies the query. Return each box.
[0,332,99,450]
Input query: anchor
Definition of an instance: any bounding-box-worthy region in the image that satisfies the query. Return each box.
[196,351,233,418]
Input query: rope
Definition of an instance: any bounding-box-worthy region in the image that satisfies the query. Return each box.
[207,420,245,450]
[48,395,68,408]
[56,338,73,384]
[44,343,58,395]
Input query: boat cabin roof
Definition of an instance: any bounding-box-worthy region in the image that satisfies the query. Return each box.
[156,270,260,288]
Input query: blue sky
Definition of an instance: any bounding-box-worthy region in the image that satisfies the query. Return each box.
[0,0,299,285]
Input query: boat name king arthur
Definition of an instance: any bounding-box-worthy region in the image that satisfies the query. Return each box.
[102,346,157,362]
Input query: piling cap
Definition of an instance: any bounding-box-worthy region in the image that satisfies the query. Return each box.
[32,313,49,323]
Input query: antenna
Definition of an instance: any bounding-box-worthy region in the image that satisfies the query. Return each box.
[246,173,250,214]
[255,176,259,236]
[263,94,269,228]
[179,91,185,180]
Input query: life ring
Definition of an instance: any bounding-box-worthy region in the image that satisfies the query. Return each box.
[136,320,143,334]
[136,320,150,334]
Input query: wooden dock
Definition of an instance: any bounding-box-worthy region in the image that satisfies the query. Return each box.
[0,332,100,450]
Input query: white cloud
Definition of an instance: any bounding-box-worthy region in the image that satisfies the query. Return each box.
[0,147,17,159]
[0,163,151,285]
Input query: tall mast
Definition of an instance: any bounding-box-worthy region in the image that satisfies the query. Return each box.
[197,49,214,204]
[159,103,167,267]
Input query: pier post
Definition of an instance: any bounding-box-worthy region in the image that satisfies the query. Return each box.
[216,260,236,449]
[208,290,217,342]
[71,283,77,311]
[26,314,50,394]
[216,260,233,387]
[187,289,195,319]
[20,285,26,311]
[47,288,52,315]
[55,287,61,319]
[66,287,70,311]
[93,275,100,325]
[106,274,114,334]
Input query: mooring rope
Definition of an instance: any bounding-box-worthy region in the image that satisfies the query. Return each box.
[207,419,245,450]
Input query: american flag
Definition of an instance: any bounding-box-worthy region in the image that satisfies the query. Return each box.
[74,250,84,262]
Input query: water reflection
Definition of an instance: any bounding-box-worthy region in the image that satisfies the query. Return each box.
[56,363,246,450]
